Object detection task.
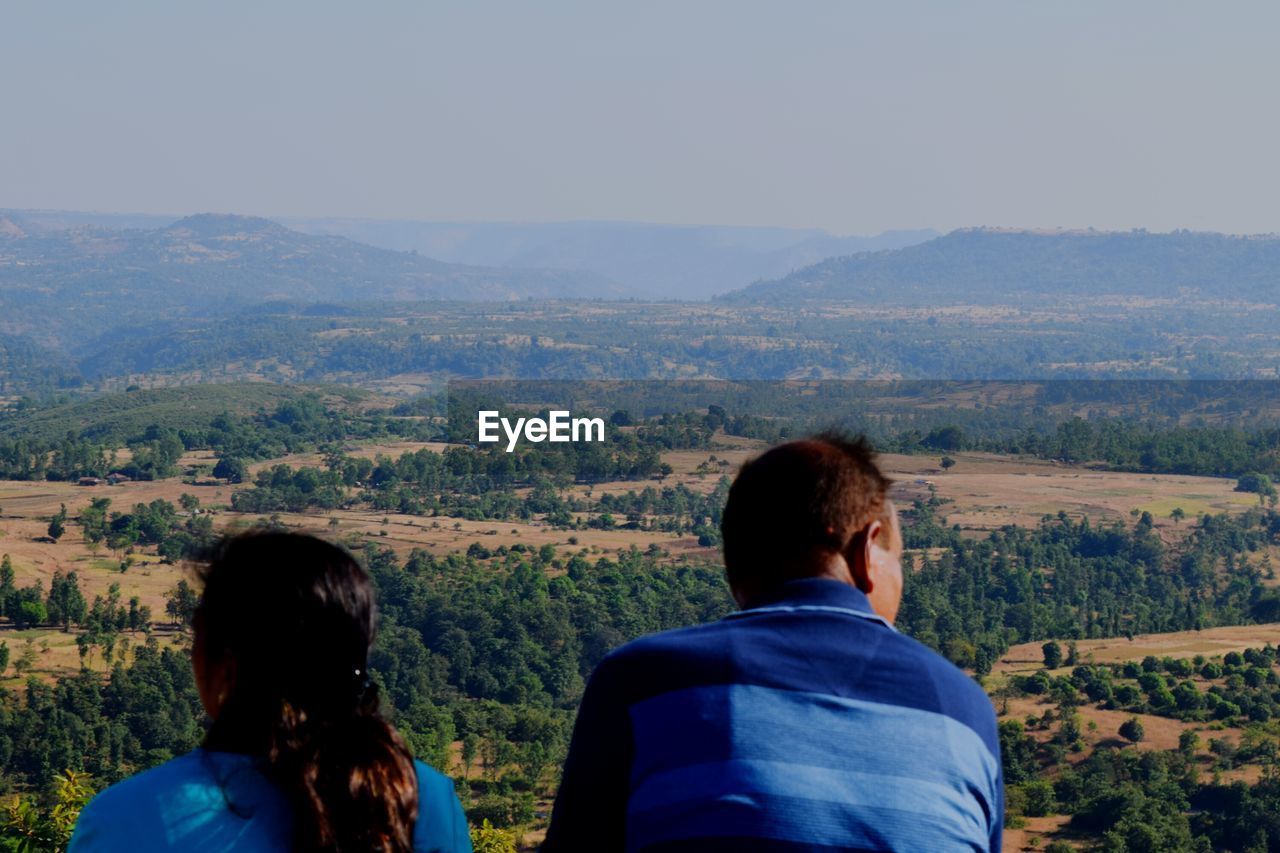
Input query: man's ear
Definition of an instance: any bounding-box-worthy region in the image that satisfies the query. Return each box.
[847,520,883,592]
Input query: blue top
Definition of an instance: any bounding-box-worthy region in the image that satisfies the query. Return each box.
[69,749,472,853]
[543,578,1003,852]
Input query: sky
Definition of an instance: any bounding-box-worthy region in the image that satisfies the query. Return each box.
[2,1,1278,235]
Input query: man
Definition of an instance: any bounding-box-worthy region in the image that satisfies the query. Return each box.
[543,434,1002,852]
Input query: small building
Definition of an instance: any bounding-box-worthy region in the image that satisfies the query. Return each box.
[106,473,133,485]
[78,477,103,486]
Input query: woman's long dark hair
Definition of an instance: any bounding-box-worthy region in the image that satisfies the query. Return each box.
[196,532,418,852]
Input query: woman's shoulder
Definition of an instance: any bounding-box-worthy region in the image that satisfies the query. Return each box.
[411,761,473,853]
[70,750,287,852]
[83,751,218,813]
[413,759,457,799]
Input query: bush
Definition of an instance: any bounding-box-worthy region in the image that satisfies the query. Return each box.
[1236,472,1275,495]
[1119,717,1145,742]
[470,819,518,853]
[1022,780,1057,817]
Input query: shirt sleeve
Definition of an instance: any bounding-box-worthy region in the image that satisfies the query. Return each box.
[542,654,633,852]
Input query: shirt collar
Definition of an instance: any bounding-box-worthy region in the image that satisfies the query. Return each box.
[739,577,878,616]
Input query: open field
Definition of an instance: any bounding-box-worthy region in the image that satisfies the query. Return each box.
[996,625,1280,678]
[877,451,1259,535]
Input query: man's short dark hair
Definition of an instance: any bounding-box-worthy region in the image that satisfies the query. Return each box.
[721,432,892,590]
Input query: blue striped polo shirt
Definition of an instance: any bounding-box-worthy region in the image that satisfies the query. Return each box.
[543,578,1002,852]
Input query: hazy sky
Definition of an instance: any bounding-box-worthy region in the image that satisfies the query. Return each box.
[3,1,1278,234]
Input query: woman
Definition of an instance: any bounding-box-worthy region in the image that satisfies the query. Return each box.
[70,532,472,852]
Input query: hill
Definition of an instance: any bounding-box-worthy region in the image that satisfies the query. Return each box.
[0,213,619,344]
[721,228,1280,306]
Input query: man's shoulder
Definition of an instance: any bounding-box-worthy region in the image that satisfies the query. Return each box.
[585,620,736,702]
[885,629,998,723]
[606,619,731,662]
[886,626,988,688]
[599,611,995,742]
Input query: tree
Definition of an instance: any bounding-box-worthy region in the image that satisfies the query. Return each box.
[1042,641,1063,670]
[1179,730,1200,755]
[213,456,247,484]
[165,580,199,627]
[0,554,14,616]
[1170,507,1186,524]
[47,504,67,542]
[940,456,956,471]
[923,425,968,451]
[14,599,46,630]
[46,571,87,631]
[1022,780,1056,817]
[78,497,112,551]
[461,733,480,780]
[1235,472,1275,497]
[13,639,37,673]
[1119,716,1145,743]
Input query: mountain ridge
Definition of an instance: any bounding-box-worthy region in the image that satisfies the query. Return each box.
[0,209,939,299]
[0,213,622,345]
[720,228,1280,306]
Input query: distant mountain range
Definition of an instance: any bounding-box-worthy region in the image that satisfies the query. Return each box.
[0,212,617,345]
[3,212,1280,391]
[721,228,1280,306]
[6,207,1279,346]
[1,209,937,300]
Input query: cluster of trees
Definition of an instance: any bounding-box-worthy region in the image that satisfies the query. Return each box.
[231,465,349,513]
[897,500,1280,675]
[79,496,217,562]
[1015,647,1280,727]
[590,478,730,544]
[0,556,152,668]
[0,392,436,482]
[231,434,676,520]
[1001,671,1280,850]
[884,418,1280,480]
